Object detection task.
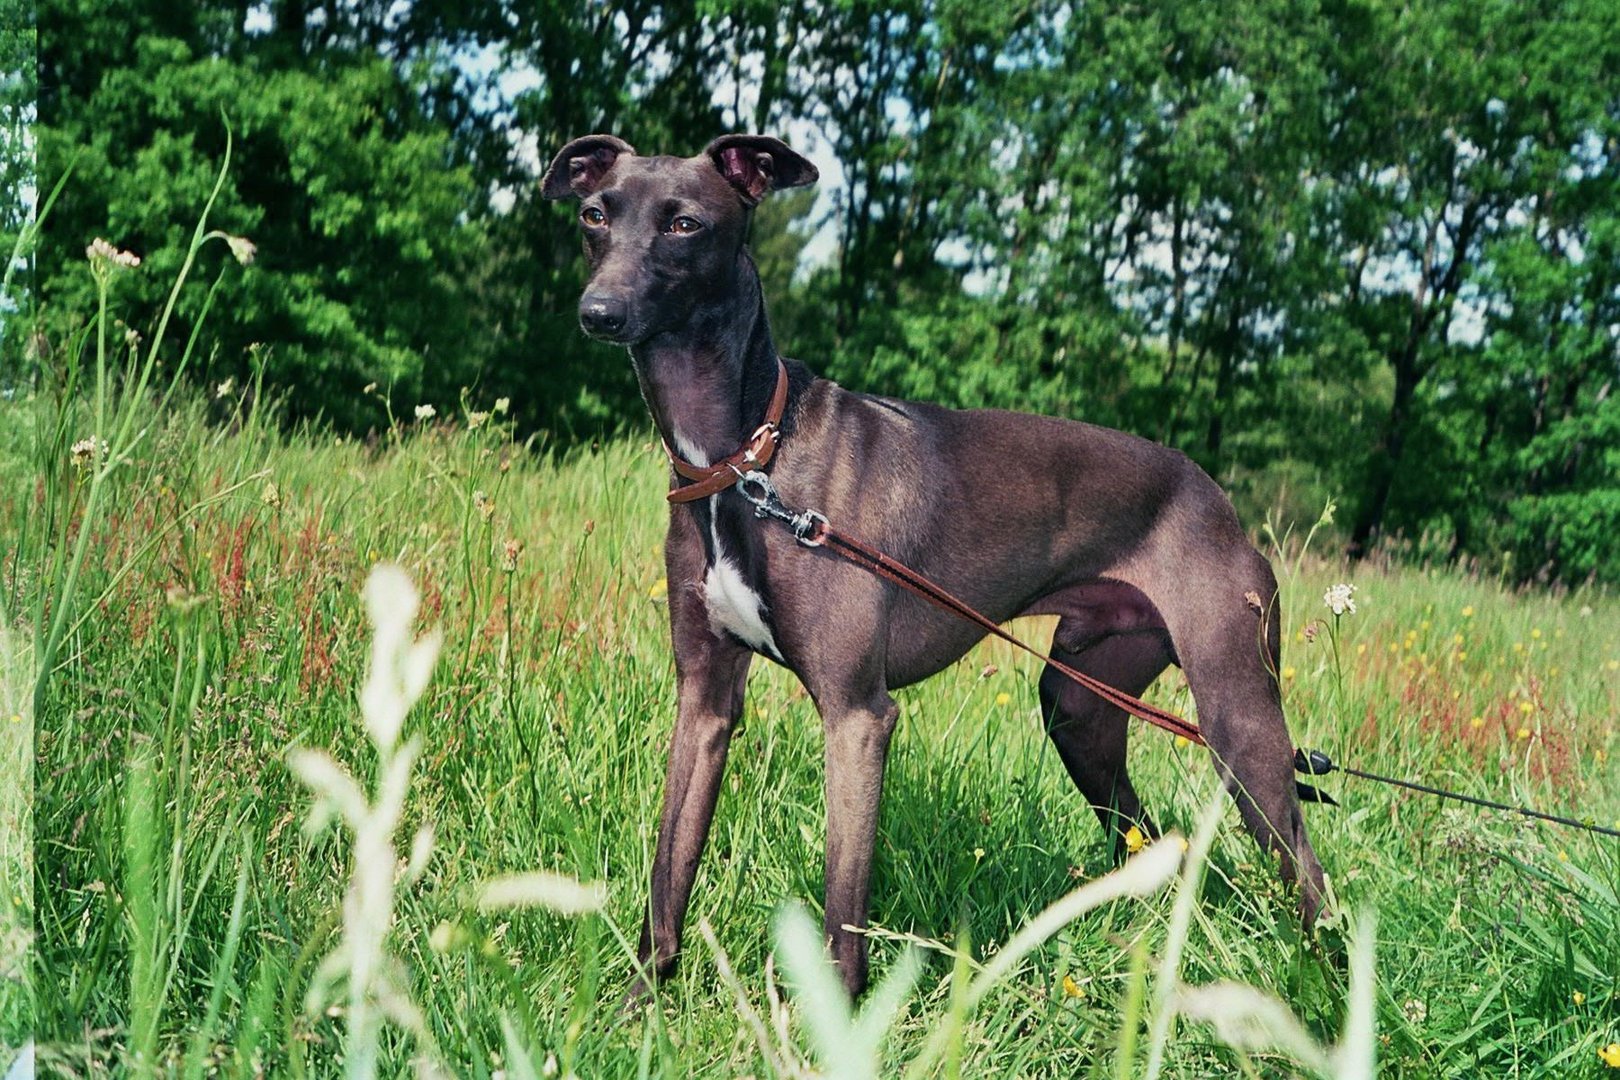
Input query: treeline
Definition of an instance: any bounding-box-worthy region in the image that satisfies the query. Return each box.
[15,0,1620,583]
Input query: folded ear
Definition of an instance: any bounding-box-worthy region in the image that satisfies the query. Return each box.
[541,134,636,200]
[703,135,819,205]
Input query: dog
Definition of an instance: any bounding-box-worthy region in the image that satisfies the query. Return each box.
[541,133,1327,998]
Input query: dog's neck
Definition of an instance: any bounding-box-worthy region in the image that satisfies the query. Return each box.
[630,251,781,469]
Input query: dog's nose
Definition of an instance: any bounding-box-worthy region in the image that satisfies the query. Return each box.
[579,292,628,338]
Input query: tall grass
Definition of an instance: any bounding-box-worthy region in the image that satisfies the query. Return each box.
[4,175,1619,1076]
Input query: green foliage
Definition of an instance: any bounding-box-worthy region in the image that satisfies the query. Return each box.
[0,0,34,244]
[37,22,484,429]
[25,0,1620,581]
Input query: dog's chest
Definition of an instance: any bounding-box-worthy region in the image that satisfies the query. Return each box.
[699,496,782,660]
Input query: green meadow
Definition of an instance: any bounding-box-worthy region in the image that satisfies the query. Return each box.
[4,360,1618,1075]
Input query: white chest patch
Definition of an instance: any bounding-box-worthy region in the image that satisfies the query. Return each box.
[703,497,782,659]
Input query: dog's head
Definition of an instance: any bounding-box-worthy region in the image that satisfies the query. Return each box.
[541,135,818,345]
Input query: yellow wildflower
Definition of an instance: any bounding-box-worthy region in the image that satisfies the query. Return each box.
[1519,700,1535,715]
[1123,826,1146,854]
[1282,665,1297,680]
[1598,1042,1620,1068]
[1531,628,1542,640]
[1469,716,1484,730]
[1461,605,1475,618]
[995,692,1012,706]
[1516,727,1531,740]
[1062,974,1086,999]
[1573,990,1585,1005]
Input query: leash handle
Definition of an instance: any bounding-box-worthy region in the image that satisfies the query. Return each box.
[1294,747,1620,839]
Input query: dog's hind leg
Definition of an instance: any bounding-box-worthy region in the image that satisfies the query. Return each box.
[1133,545,1328,925]
[1039,629,1171,860]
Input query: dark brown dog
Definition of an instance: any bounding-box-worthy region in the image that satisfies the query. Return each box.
[542,133,1327,998]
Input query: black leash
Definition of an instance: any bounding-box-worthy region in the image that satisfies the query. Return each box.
[1294,748,1620,839]
[731,470,1620,843]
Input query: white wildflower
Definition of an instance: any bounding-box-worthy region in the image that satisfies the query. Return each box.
[216,377,235,399]
[290,563,445,1073]
[69,436,107,467]
[414,404,436,421]
[360,564,442,753]
[1323,583,1357,616]
[404,824,435,884]
[476,871,607,916]
[86,237,140,270]
[224,234,257,266]
[500,538,522,573]
[493,397,510,415]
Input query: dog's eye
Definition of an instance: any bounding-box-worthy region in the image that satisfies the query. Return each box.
[581,206,607,227]
[668,215,703,235]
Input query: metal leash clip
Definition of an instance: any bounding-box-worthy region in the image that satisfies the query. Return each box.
[734,471,827,547]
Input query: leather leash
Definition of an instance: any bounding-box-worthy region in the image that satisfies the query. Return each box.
[724,469,1208,746]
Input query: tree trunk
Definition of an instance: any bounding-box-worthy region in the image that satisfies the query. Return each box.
[1349,349,1420,557]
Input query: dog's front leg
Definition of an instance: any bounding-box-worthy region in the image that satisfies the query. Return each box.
[634,534,753,997]
[821,693,900,998]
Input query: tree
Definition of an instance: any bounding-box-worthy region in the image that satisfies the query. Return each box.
[0,0,37,378]
[36,0,492,428]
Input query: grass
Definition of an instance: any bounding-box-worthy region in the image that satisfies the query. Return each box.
[3,379,1617,1076]
[2,186,1618,1075]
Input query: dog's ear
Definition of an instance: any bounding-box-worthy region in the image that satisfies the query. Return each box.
[541,134,636,200]
[703,135,819,205]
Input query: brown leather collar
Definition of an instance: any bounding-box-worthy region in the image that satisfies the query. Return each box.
[663,359,790,504]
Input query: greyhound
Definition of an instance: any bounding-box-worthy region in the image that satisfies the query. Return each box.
[541,133,1328,998]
